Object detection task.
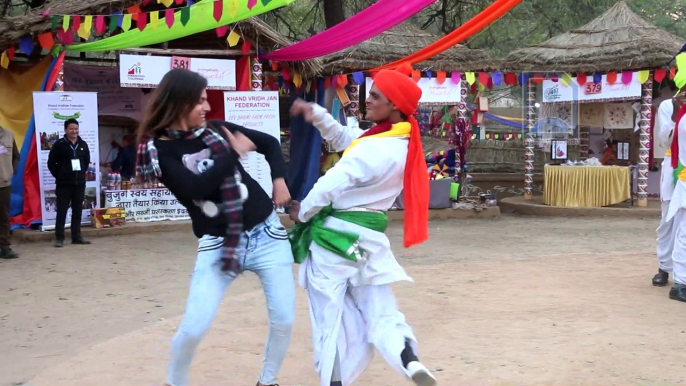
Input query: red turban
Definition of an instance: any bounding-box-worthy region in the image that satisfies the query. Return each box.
[372,64,429,248]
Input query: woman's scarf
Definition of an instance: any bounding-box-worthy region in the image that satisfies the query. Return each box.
[136,127,244,277]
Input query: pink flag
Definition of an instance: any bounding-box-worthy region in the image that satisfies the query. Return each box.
[621,71,633,85]
[165,9,175,28]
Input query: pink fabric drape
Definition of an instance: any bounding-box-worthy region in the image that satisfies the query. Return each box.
[263,0,436,61]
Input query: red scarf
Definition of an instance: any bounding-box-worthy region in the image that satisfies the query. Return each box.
[359,121,393,138]
[671,103,686,169]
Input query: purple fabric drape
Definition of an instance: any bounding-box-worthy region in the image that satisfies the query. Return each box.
[264,0,436,61]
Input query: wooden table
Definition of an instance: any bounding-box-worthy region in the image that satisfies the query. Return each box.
[543,165,631,207]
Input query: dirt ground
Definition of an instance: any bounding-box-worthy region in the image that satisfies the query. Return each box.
[2,214,685,386]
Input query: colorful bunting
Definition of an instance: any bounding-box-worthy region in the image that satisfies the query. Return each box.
[248,0,258,10]
[670,67,677,80]
[293,73,302,88]
[637,70,650,84]
[127,5,142,21]
[560,73,572,87]
[121,14,132,31]
[175,0,184,4]
[262,0,273,4]
[6,46,15,60]
[241,39,252,54]
[77,16,93,40]
[38,32,55,51]
[227,0,239,17]
[0,51,9,69]
[150,11,160,29]
[108,14,119,32]
[654,68,666,83]
[213,0,223,22]
[72,15,81,33]
[478,72,488,85]
[491,71,502,86]
[215,25,228,37]
[504,72,517,86]
[165,9,175,28]
[576,73,587,85]
[337,74,348,88]
[62,15,70,32]
[465,72,475,85]
[436,71,446,84]
[51,15,59,31]
[180,7,191,26]
[227,30,241,46]
[426,71,433,80]
[606,71,617,84]
[352,72,365,85]
[451,72,460,84]
[592,72,602,84]
[95,15,106,34]
[621,71,633,85]
[137,12,148,31]
[19,36,34,56]
[160,0,174,6]
[411,70,421,83]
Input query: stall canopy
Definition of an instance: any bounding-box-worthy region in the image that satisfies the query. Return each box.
[501,0,683,73]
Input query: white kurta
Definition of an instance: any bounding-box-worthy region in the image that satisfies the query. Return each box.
[298,104,419,386]
[667,114,686,284]
[655,100,676,272]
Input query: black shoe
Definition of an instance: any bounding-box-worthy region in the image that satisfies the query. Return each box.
[653,269,670,286]
[0,247,18,259]
[72,237,91,245]
[54,239,63,248]
[669,284,686,302]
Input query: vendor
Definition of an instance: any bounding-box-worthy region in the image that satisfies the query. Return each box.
[601,139,618,165]
[111,134,136,180]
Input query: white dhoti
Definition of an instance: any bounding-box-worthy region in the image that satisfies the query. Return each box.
[657,201,676,272]
[298,216,418,386]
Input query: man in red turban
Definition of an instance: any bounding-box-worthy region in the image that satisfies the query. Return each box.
[288,64,435,386]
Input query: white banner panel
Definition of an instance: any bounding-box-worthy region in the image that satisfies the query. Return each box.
[119,54,236,90]
[541,73,642,103]
[365,76,461,105]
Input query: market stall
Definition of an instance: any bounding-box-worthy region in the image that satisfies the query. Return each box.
[543,165,631,207]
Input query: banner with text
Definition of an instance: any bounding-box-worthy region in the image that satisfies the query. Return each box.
[103,189,189,223]
[223,91,280,197]
[365,77,461,105]
[120,54,236,90]
[33,92,101,231]
[541,73,642,103]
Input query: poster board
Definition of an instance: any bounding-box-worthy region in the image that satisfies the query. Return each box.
[119,54,236,90]
[223,91,280,197]
[33,92,101,231]
[541,73,642,103]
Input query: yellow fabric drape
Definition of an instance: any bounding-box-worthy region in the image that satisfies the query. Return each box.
[0,56,53,150]
[543,165,631,207]
[343,122,411,156]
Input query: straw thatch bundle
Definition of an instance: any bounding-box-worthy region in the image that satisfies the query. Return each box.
[502,1,683,73]
[321,22,497,75]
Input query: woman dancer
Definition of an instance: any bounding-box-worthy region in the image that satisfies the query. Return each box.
[136,69,295,386]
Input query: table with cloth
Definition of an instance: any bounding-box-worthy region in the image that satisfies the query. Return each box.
[543,165,631,207]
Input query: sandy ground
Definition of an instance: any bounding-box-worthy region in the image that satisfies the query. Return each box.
[2,214,686,386]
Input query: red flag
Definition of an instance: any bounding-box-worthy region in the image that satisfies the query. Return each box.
[213,0,223,22]
[324,77,331,89]
[175,0,183,4]
[38,33,55,51]
[577,73,587,85]
[95,15,106,34]
[72,15,81,32]
[654,68,667,83]
[137,12,148,31]
[241,40,252,55]
[215,25,228,37]
[165,9,175,28]
[127,5,142,21]
[478,72,489,85]
[7,46,15,60]
[606,71,618,84]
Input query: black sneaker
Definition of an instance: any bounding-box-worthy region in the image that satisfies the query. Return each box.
[72,237,91,245]
[54,239,63,248]
[0,247,18,259]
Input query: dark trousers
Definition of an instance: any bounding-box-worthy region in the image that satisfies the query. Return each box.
[0,186,10,246]
[55,184,85,241]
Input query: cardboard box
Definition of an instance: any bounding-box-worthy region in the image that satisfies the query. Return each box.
[91,207,126,229]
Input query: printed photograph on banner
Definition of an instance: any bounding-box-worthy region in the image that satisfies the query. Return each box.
[223,91,280,198]
[32,91,101,230]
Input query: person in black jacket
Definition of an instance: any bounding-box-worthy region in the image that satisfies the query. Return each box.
[47,118,91,247]
[135,69,294,386]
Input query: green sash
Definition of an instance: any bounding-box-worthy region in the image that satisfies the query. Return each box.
[289,205,388,264]
[675,162,684,186]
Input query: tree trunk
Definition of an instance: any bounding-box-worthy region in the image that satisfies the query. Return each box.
[322,0,345,28]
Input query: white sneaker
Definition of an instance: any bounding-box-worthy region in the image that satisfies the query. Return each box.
[406,361,437,386]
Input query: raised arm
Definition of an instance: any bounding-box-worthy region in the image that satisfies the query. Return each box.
[310,104,364,151]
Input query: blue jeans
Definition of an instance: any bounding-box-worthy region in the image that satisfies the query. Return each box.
[166,212,295,386]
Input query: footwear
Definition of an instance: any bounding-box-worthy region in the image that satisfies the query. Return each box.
[669,284,686,302]
[0,247,18,259]
[652,269,669,286]
[407,361,437,386]
[72,237,91,245]
[54,239,63,248]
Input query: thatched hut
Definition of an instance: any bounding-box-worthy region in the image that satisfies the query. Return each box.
[321,22,496,75]
[502,1,683,72]
[0,0,321,76]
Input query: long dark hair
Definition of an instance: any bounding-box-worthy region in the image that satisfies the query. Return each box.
[137,69,208,144]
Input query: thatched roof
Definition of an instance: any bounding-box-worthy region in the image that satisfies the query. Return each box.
[502,1,684,73]
[0,0,321,76]
[321,22,496,75]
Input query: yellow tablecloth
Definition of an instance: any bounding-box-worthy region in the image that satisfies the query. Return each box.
[543,165,631,207]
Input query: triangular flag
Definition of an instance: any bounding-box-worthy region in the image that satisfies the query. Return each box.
[137,12,148,31]
[150,11,159,29]
[324,77,331,89]
[606,71,617,84]
[108,15,119,32]
[0,52,9,69]
[465,72,475,85]
[241,39,252,54]
[517,73,528,85]
[411,70,420,83]
[19,37,34,56]
[576,73,587,85]
[227,0,239,17]
[654,68,666,83]
[227,30,240,46]
[560,73,573,87]
[670,67,677,80]
[337,74,348,88]
[165,9,175,28]
[293,73,302,88]
[271,61,278,71]
[51,15,59,31]
[248,0,257,10]
[141,0,152,6]
[215,25,228,37]
[7,46,15,60]
[281,66,291,81]
[213,0,223,22]
[331,75,338,89]
[59,29,74,45]
[62,15,70,32]
[77,16,92,40]
[505,72,517,85]
[127,5,142,21]
[352,72,364,85]
[674,53,686,89]
[621,71,633,85]
[180,7,191,26]
[95,15,106,34]
[436,71,446,85]
[532,73,543,84]
[592,72,602,84]
[487,77,493,90]
[72,15,81,32]
[121,14,132,31]
[175,0,183,4]
[38,33,55,51]
[160,0,173,6]
[262,0,273,5]
[451,72,461,84]
[491,71,502,86]
[638,70,650,84]
[478,72,489,85]
[306,80,312,93]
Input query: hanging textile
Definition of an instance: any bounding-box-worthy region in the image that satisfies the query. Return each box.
[288,83,324,201]
[603,103,634,129]
[66,0,295,52]
[264,0,436,61]
[370,0,521,71]
[579,103,604,127]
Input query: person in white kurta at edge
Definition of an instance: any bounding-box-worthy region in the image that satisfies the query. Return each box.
[664,88,686,302]
[288,64,437,386]
[652,94,684,287]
